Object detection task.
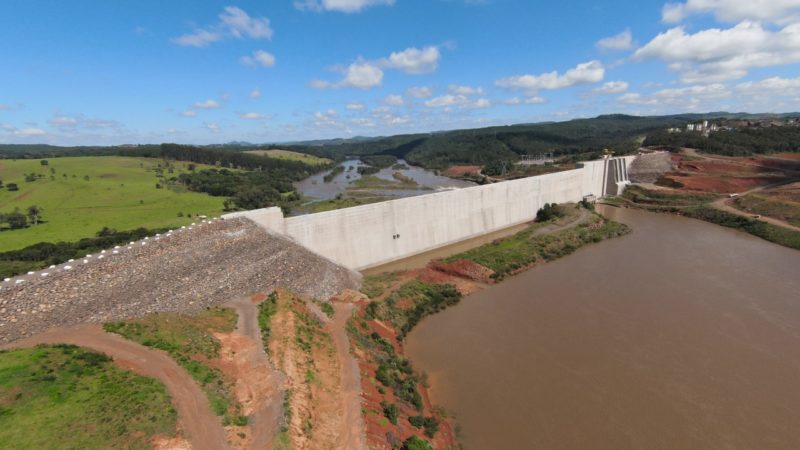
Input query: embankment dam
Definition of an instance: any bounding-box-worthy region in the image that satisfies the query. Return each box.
[226,156,635,270]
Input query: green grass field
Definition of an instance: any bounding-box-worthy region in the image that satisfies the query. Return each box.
[245,149,331,165]
[0,156,226,252]
[0,345,177,450]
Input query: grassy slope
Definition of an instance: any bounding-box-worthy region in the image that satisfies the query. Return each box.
[0,345,177,450]
[0,156,225,251]
[734,194,800,227]
[445,210,631,280]
[104,308,240,422]
[246,149,331,165]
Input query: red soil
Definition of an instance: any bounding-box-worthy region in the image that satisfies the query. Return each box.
[661,175,779,193]
[429,259,495,284]
[444,165,481,176]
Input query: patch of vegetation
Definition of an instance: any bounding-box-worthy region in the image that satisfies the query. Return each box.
[402,436,435,450]
[408,415,440,438]
[245,149,331,165]
[446,210,631,280]
[645,125,800,156]
[257,292,279,352]
[104,308,238,420]
[0,226,169,278]
[734,194,800,227]
[361,271,399,299]
[0,345,177,449]
[360,155,397,169]
[323,166,345,183]
[381,400,399,425]
[684,206,800,250]
[320,302,335,319]
[622,185,715,207]
[299,195,392,214]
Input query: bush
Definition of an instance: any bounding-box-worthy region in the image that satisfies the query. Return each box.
[381,401,399,425]
[402,436,435,450]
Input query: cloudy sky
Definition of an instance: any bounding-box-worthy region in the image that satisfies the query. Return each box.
[1,0,799,145]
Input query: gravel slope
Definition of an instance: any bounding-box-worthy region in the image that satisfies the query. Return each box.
[0,218,361,344]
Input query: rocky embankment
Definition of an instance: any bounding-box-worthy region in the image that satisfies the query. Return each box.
[629,151,675,184]
[0,218,361,344]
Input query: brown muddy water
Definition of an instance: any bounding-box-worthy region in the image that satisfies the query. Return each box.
[405,206,800,450]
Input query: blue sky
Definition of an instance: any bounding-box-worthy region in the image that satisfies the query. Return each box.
[1,0,799,145]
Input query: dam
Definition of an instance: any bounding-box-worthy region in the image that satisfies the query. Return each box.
[225,156,634,270]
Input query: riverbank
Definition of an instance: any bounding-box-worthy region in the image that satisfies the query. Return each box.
[350,204,630,449]
[405,206,800,449]
[605,184,800,250]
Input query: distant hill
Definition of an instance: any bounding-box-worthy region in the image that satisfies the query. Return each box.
[3,112,798,168]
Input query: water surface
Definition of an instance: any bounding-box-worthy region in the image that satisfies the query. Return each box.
[406,206,800,449]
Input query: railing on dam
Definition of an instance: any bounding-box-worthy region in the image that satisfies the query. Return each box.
[225,156,635,270]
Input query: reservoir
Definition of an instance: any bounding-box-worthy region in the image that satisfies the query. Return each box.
[405,206,800,449]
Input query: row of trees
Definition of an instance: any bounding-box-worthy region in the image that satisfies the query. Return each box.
[0,206,43,230]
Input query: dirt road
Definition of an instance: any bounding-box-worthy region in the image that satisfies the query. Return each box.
[2,325,230,450]
[710,183,800,232]
[330,302,368,450]
[223,296,285,450]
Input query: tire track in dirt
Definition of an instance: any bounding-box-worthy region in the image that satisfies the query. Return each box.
[330,302,368,450]
[222,296,285,450]
[1,324,230,450]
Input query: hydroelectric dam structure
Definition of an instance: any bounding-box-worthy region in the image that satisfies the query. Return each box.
[225,156,634,271]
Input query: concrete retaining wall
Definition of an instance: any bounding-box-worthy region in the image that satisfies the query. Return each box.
[225,156,635,270]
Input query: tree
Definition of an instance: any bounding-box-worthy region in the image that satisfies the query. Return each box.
[40,159,48,167]
[6,210,28,229]
[402,436,434,450]
[26,205,43,225]
[6,183,19,191]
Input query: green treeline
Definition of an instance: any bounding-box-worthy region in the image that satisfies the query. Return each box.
[644,127,800,156]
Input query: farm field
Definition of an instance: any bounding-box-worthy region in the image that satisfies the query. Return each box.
[0,156,226,252]
[245,149,331,165]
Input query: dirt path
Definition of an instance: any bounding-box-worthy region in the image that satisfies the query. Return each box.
[710,183,800,232]
[330,302,367,450]
[223,297,285,450]
[1,324,230,450]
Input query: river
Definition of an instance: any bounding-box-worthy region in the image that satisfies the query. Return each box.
[405,206,800,449]
[294,159,474,201]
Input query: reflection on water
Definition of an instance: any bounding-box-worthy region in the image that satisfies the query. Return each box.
[294,159,474,201]
[406,206,800,449]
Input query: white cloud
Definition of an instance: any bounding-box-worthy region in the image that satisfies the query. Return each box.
[618,83,731,108]
[346,101,366,110]
[381,46,441,74]
[219,6,273,39]
[241,50,276,67]
[239,112,266,120]
[14,128,46,137]
[312,109,346,128]
[250,88,262,99]
[383,94,405,106]
[496,61,605,93]
[593,81,630,94]
[312,61,384,90]
[470,98,492,109]
[295,0,395,13]
[634,21,800,82]
[405,86,433,98]
[448,84,484,95]
[312,46,442,90]
[172,7,272,47]
[662,0,800,25]
[204,122,220,132]
[503,97,521,105]
[49,116,79,127]
[525,96,546,104]
[425,94,467,108]
[171,30,223,47]
[194,99,221,109]
[596,29,634,51]
[180,110,197,118]
[736,76,800,93]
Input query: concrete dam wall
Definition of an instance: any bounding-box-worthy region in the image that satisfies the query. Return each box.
[226,156,635,270]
